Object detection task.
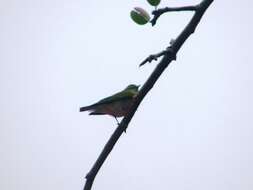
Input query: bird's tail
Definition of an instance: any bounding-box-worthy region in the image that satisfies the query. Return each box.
[79,105,94,112]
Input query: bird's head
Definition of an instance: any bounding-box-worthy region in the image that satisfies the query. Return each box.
[125,84,140,92]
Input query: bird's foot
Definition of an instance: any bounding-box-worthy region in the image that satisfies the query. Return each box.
[114,116,127,133]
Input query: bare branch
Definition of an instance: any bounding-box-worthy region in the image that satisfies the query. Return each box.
[151,5,197,26]
[83,0,214,190]
[140,39,177,67]
[139,49,167,67]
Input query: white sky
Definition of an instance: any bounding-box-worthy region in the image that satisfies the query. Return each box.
[1,0,253,190]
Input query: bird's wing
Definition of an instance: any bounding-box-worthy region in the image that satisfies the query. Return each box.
[91,90,136,107]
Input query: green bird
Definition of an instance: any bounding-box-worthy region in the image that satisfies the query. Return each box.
[80,84,140,123]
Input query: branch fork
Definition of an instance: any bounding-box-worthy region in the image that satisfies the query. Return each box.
[140,44,177,67]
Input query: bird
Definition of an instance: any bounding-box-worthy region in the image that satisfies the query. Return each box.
[80,84,140,124]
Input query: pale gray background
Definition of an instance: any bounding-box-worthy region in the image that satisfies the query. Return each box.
[0,0,252,190]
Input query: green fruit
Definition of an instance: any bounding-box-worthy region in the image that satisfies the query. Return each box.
[147,0,161,6]
[130,7,150,25]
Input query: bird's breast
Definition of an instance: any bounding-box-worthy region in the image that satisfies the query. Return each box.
[95,99,134,117]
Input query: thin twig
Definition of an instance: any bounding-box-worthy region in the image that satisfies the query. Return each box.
[151,5,197,26]
[139,49,167,67]
[140,41,177,67]
[83,1,214,190]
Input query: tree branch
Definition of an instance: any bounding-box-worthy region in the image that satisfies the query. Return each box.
[151,5,197,26]
[139,48,169,67]
[83,0,214,190]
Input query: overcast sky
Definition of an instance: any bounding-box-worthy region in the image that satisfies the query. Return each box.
[1,0,253,190]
